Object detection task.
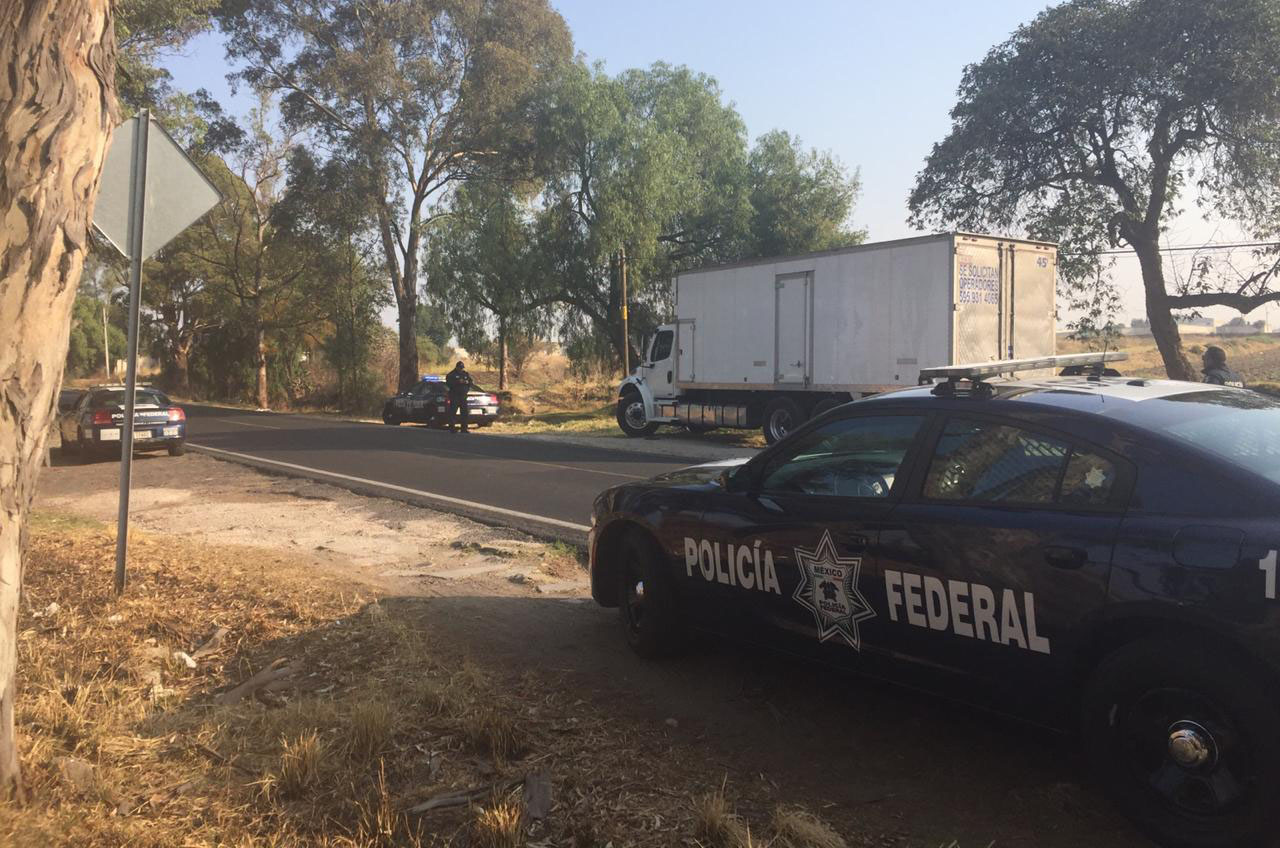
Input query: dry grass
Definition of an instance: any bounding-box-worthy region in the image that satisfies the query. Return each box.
[2,510,880,847]
[469,797,525,848]
[770,805,849,848]
[694,786,755,848]
[463,707,525,765]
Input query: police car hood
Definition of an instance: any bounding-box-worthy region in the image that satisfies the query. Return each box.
[649,456,752,486]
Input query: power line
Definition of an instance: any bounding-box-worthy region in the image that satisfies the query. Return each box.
[1062,240,1280,257]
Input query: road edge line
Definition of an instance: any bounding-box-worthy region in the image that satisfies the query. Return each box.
[186,443,591,544]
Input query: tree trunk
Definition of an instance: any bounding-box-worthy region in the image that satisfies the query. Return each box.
[497,315,507,391]
[173,339,191,397]
[254,326,269,409]
[0,0,116,800]
[396,291,419,392]
[1133,234,1196,381]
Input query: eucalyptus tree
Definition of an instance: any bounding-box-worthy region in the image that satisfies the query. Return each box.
[220,0,573,391]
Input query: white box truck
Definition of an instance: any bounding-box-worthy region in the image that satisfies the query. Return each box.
[616,232,1057,443]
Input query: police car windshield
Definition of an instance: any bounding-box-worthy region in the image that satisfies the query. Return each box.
[1153,391,1280,483]
[90,389,169,408]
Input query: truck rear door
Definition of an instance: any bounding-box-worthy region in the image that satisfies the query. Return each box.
[1009,243,1055,360]
[775,271,812,385]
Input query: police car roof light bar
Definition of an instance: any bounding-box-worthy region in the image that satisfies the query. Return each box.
[919,352,1129,383]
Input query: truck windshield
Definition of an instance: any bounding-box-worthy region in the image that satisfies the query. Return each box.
[1155,391,1280,484]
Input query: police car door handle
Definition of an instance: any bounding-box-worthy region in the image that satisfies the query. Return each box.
[1042,544,1087,570]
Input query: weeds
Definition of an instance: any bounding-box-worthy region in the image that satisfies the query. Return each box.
[347,699,395,761]
[770,805,848,848]
[470,797,525,848]
[694,785,754,848]
[464,707,525,764]
[277,730,326,798]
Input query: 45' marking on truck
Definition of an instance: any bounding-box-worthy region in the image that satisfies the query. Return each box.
[1263,550,1277,600]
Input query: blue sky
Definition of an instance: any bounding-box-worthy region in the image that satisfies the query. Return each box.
[163,0,1264,326]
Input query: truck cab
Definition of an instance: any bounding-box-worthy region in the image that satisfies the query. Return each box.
[616,325,678,437]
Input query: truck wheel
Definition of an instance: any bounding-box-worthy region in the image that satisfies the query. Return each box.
[167,441,186,457]
[1081,637,1280,848]
[381,404,401,425]
[810,397,847,419]
[617,391,657,438]
[762,397,804,444]
[617,529,685,658]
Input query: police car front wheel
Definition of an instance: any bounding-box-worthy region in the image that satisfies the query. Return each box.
[1082,637,1280,848]
[617,530,685,658]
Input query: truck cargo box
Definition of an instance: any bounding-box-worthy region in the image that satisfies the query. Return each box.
[671,233,1056,392]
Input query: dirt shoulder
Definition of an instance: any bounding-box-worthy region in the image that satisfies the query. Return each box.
[11,454,1149,847]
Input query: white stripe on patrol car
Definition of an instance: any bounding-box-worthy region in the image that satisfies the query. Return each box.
[186,445,591,534]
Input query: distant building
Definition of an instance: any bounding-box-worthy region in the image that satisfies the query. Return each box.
[1217,317,1270,336]
[1123,316,1217,336]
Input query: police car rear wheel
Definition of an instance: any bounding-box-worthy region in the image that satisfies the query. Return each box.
[382,405,401,426]
[617,530,684,658]
[1083,638,1279,848]
[763,397,804,444]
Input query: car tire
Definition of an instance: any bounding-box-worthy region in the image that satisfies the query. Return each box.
[616,529,685,659]
[617,390,657,438]
[1082,636,1280,848]
[167,441,186,457]
[382,404,401,425]
[762,397,805,444]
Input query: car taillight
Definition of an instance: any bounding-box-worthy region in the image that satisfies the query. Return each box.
[90,410,113,425]
[168,408,185,422]
[488,394,498,404]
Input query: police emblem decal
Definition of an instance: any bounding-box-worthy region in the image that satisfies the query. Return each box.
[792,530,876,650]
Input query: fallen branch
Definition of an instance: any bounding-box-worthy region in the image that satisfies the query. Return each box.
[407,777,522,815]
[214,658,296,705]
[191,626,230,659]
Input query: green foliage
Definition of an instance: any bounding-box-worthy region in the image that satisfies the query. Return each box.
[65,295,127,380]
[424,183,546,386]
[220,0,575,391]
[532,61,863,370]
[748,130,864,257]
[115,0,220,111]
[415,305,451,348]
[909,0,1280,369]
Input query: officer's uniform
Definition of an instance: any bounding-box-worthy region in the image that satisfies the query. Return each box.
[445,365,474,432]
[1203,365,1245,388]
[1202,346,1245,388]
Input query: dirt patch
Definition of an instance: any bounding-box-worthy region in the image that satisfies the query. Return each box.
[35,452,587,598]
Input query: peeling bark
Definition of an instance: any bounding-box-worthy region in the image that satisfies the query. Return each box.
[0,0,116,799]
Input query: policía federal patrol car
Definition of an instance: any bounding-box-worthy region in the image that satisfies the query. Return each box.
[58,385,186,461]
[588,353,1280,848]
[381,375,501,427]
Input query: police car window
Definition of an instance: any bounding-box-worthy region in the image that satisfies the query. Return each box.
[89,389,168,408]
[1155,391,1280,484]
[1058,449,1118,507]
[758,415,925,498]
[924,419,1068,504]
[650,330,673,363]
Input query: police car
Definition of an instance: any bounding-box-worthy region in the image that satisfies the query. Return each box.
[381,376,501,427]
[588,353,1280,848]
[59,385,186,461]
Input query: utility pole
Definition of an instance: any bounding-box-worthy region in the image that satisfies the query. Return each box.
[618,246,629,376]
[101,300,111,379]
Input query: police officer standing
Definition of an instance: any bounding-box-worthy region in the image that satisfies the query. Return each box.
[1201,345,1246,388]
[445,360,475,432]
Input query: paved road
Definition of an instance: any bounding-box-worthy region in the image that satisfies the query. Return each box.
[184,405,706,540]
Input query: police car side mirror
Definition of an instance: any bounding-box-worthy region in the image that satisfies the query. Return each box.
[719,466,750,492]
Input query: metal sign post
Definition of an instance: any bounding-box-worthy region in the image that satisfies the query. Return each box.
[92,111,220,595]
[113,109,150,594]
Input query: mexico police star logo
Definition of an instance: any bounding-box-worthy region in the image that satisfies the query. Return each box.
[792,530,875,650]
